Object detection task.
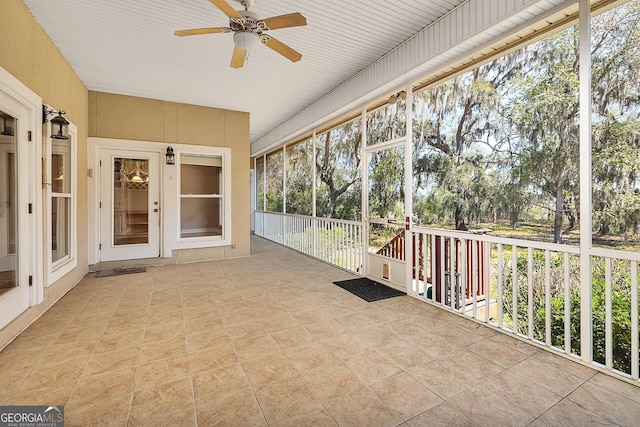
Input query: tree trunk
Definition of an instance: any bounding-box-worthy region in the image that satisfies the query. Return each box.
[325,196,336,218]
[454,205,467,231]
[553,190,564,243]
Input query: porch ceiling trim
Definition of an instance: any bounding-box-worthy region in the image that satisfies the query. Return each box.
[250,0,574,157]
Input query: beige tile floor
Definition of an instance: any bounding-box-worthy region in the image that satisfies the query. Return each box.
[2,236,640,426]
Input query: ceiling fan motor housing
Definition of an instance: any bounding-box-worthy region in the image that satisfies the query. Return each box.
[230,10,261,32]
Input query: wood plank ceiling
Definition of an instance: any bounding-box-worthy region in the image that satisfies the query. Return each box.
[22,0,465,142]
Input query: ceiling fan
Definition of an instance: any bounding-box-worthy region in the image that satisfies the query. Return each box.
[175,0,307,68]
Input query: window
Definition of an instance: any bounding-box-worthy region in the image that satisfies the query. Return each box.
[285,138,313,216]
[315,119,362,220]
[180,153,227,240]
[48,121,77,284]
[265,150,284,212]
[255,155,265,211]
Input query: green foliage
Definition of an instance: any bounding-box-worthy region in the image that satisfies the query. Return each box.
[368,147,404,219]
[367,101,407,145]
[265,150,284,212]
[286,139,314,216]
[316,120,362,219]
[256,156,265,209]
[502,251,638,374]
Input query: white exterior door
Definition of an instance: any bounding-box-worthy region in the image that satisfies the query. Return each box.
[364,142,408,291]
[0,94,32,329]
[99,149,160,261]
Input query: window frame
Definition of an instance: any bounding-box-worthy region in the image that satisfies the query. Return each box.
[46,116,77,286]
[177,147,231,246]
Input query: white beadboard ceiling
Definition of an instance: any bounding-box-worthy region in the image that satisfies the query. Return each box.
[22,0,466,143]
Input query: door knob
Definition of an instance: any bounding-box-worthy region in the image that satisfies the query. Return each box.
[154,208,158,212]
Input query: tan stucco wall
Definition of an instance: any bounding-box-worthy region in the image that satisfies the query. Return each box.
[88,91,251,259]
[0,0,89,349]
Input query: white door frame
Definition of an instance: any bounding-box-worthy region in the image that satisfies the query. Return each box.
[361,85,414,292]
[0,66,43,330]
[98,148,161,262]
[363,138,408,291]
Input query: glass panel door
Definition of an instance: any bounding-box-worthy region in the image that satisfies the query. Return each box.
[114,158,150,245]
[367,145,405,255]
[0,96,31,330]
[0,112,17,297]
[100,149,160,261]
[365,143,407,290]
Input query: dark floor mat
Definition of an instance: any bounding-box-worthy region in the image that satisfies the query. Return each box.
[332,277,405,302]
[95,267,147,278]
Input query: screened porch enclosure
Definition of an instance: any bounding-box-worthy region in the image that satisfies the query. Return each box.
[254,0,640,386]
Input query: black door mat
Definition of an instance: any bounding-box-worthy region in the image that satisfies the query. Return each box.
[95,267,147,278]
[332,277,405,302]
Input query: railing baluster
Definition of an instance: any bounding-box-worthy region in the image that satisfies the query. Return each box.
[471,239,477,318]
[527,247,533,340]
[564,252,571,355]
[512,245,518,335]
[498,243,503,329]
[545,250,551,347]
[420,235,425,297]
[411,232,417,294]
[449,236,455,310]
[631,261,638,380]
[347,224,351,272]
[484,241,491,323]
[431,234,436,302]
[440,236,445,307]
[605,257,612,370]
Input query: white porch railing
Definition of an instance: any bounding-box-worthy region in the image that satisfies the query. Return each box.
[255,211,364,274]
[255,213,640,382]
[411,226,640,383]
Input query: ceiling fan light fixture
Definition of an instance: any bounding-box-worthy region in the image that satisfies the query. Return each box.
[233,31,261,51]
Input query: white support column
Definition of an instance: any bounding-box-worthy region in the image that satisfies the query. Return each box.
[405,85,414,294]
[282,145,287,214]
[282,145,287,246]
[361,106,368,277]
[262,153,266,212]
[312,132,317,258]
[262,153,266,235]
[579,0,593,363]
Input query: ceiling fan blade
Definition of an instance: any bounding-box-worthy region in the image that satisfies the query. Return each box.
[209,0,243,19]
[174,27,230,37]
[230,45,246,68]
[264,36,302,62]
[260,13,307,30]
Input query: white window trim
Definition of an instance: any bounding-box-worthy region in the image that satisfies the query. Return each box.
[46,119,77,286]
[176,147,232,247]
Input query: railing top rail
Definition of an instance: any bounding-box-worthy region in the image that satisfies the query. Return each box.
[590,246,640,262]
[411,226,581,254]
[258,210,362,227]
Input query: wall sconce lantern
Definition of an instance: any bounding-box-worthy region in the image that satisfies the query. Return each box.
[165,146,175,165]
[43,105,70,140]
